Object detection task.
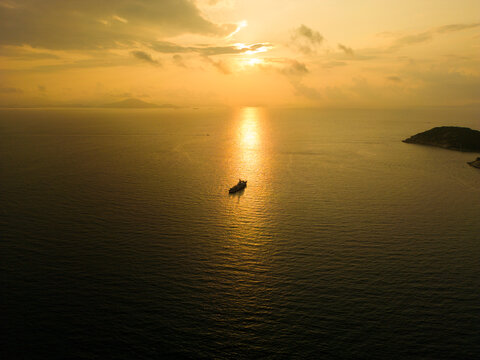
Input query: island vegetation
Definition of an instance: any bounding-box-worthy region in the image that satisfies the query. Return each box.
[403,126,480,152]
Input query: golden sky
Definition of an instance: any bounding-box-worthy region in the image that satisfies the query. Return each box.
[0,0,479,108]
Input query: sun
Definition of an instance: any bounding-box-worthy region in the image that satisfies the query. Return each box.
[246,58,264,66]
[239,57,265,69]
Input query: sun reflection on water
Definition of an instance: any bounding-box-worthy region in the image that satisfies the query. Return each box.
[223,107,272,291]
[240,107,260,149]
[237,107,264,180]
[227,107,269,253]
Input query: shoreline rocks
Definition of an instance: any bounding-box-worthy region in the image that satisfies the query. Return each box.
[468,157,480,169]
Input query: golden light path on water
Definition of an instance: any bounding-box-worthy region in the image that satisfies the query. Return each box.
[224,107,273,303]
[226,107,274,250]
[238,107,262,180]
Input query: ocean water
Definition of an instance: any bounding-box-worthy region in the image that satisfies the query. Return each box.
[1,107,479,359]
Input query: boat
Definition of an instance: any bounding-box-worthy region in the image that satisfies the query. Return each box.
[229,179,247,193]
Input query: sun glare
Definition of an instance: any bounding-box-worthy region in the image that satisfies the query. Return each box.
[234,43,248,49]
[247,58,264,66]
[234,43,272,55]
[245,46,269,55]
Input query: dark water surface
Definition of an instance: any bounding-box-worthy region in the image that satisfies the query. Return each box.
[1,108,479,359]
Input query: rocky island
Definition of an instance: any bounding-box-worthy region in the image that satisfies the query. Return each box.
[403,126,480,169]
[403,126,480,152]
[468,157,480,169]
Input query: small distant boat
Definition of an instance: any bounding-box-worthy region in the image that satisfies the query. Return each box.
[229,179,247,193]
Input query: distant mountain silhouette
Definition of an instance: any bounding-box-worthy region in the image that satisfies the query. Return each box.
[403,126,480,152]
[103,98,177,109]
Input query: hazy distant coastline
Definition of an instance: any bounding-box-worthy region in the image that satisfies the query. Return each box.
[0,98,180,109]
[102,98,179,109]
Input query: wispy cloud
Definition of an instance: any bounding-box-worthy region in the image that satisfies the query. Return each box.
[280,59,309,76]
[275,58,320,100]
[226,20,248,38]
[131,51,159,65]
[26,56,133,72]
[0,0,236,50]
[112,15,128,24]
[204,57,231,74]
[149,41,189,54]
[0,86,23,93]
[150,41,272,56]
[0,45,60,59]
[322,61,347,68]
[200,43,272,56]
[390,32,433,50]
[0,1,17,9]
[291,25,324,54]
[291,81,321,100]
[293,25,324,44]
[436,22,480,33]
[389,22,480,51]
[338,44,354,56]
[386,76,402,83]
[172,54,186,68]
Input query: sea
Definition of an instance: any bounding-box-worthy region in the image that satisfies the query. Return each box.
[1,107,479,359]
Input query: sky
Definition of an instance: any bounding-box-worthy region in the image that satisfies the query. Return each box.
[0,0,479,108]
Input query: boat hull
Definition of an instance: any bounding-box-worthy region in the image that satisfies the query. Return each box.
[229,182,247,193]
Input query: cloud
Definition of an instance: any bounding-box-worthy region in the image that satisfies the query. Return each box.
[408,68,480,105]
[149,41,190,54]
[112,15,128,24]
[257,58,310,78]
[150,41,272,56]
[338,44,354,56]
[388,22,480,51]
[197,0,235,6]
[376,31,402,38]
[293,25,324,44]
[0,1,17,9]
[281,60,309,76]
[0,46,60,59]
[436,22,480,34]
[26,55,133,72]
[204,57,231,74]
[291,25,324,54]
[0,0,236,50]
[386,76,402,83]
[199,43,270,56]
[173,54,186,68]
[291,81,321,100]
[204,0,230,5]
[391,32,433,49]
[276,58,320,100]
[0,86,23,93]
[321,67,480,107]
[131,50,159,65]
[322,61,347,68]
